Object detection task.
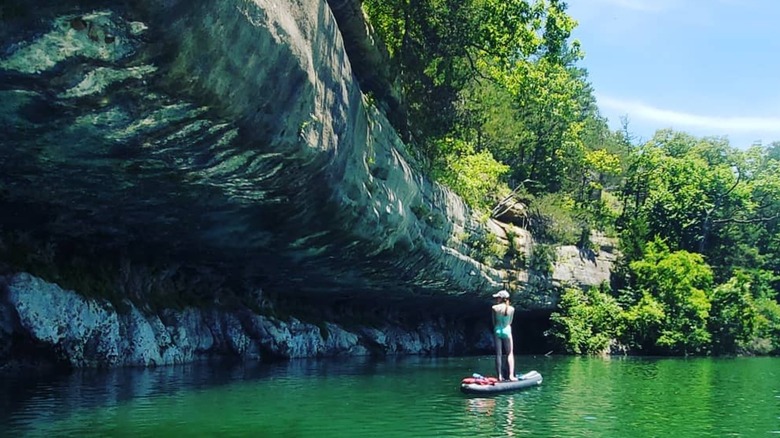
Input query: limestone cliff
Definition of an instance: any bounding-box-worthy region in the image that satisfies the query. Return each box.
[0,0,502,302]
[2,273,486,367]
[0,0,615,367]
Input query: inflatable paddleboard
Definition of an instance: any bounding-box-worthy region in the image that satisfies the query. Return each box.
[460,370,542,394]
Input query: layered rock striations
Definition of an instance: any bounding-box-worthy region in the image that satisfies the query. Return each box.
[2,273,481,367]
[0,0,614,367]
[0,0,503,296]
[0,0,505,366]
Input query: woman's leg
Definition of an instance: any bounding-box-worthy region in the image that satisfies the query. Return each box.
[506,335,517,380]
[494,334,504,380]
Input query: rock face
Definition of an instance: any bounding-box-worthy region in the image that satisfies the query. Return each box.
[1,273,477,368]
[552,232,617,290]
[0,0,617,367]
[0,0,502,305]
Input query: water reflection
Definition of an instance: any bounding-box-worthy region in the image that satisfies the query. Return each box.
[465,396,521,436]
[1,356,391,423]
[0,356,448,435]
[1,356,778,437]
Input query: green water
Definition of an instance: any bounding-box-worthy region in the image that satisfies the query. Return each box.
[2,355,778,437]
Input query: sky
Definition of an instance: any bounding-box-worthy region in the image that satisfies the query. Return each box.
[565,0,780,148]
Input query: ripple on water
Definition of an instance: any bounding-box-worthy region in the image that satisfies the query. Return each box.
[2,356,780,437]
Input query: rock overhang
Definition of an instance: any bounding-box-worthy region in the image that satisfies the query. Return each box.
[0,0,503,304]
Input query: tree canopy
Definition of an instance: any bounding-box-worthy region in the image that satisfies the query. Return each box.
[360,0,780,356]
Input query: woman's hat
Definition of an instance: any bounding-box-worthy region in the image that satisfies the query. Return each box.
[492,290,510,299]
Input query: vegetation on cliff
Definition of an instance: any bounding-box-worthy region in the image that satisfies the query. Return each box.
[360,0,780,355]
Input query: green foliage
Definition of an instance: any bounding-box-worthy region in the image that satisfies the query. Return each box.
[527,193,581,244]
[753,298,780,354]
[709,271,762,354]
[528,243,555,277]
[618,131,780,282]
[462,229,506,267]
[360,0,618,243]
[583,149,622,180]
[548,285,622,355]
[358,0,780,358]
[621,141,717,252]
[504,228,526,268]
[551,233,780,357]
[467,58,596,195]
[362,0,584,167]
[627,238,713,354]
[713,269,780,355]
[621,292,665,350]
[432,137,510,212]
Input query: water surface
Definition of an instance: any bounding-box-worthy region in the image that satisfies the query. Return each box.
[2,355,778,437]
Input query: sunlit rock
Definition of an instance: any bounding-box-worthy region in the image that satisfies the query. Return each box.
[0,0,500,311]
[0,0,616,367]
[1,273,474,367]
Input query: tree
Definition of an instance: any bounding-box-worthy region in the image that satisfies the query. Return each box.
[617,131,777,281]
[431,137,509,212]
[362,0,580,163]
[548,284,623,355]
[627,237,713,355]
[709,271,761,354]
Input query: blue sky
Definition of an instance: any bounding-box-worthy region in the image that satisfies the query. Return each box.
[566,0,780,148]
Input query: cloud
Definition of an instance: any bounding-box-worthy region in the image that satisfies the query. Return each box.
[597,95,780,133]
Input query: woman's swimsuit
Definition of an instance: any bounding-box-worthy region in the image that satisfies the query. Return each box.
[494,312,512,339]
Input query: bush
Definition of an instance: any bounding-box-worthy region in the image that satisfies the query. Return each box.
[626,237,713,355]
[527,193,580,244]
[709,272,761,354]
[548,285,623,355]
[432,137,510,213]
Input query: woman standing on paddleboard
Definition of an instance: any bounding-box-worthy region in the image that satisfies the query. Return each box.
[492,290,517,381]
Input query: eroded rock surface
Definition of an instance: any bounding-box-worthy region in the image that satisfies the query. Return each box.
[1,273,478,367]
[0,0,500,304]
[0,0,616,367]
